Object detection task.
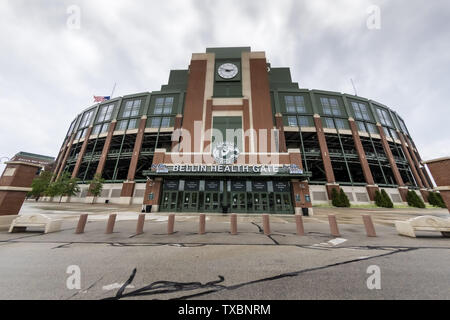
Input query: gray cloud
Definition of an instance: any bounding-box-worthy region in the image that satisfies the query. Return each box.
[1,0,449,173]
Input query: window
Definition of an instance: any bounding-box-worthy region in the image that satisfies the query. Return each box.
[98,104,114,122]
[299,116,310,127]
[383,127,391,138]
[399,118,408,133]
[128,119,138,130]
[80,110,94,128]
[288,116,297,127]
[335,119,345,130]
[320,97,341,116]
[357,121,367,132]
[324,118,335,129]
[285,96,306,113]
[390,129,398,140]
[75,130,83,140]
[154,97,174,115]
[161,117,171,128]
[117,120,128,131]
[351,102,371,121]
[123,100,142,118]
[93,125,102,135]
[366,123,377,134]
[67,120,77,137]
[101,123,109,134]
[376,108,393,127]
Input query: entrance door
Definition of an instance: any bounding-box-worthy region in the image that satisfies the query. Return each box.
[253,192,270,213]
[202,192,221,212]
[161,191,178,212]
[273,192,293,214]
[181,191,199,212]
[231,192,247,213]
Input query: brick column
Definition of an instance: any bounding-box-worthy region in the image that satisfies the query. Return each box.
[275,113,287,153]
[424,157,450,212]
[0,161,41,216]
[376,124,407,202]
[313,114,339,198]
[71,127,93,179]
[348,118,378,201]
[403,134,431,190]
[120,117,148,202]
[55,133,76,180]
[95,121,117,176]
[171,114,183,152]
[291,180,312,215]
[143,178,163,213]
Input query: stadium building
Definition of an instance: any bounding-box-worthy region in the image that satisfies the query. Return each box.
[51,47,433,214]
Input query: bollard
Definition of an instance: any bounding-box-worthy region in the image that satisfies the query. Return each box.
[105,214,117,234]
[75,214,88,234]
[362,215,377,237]
[328,214,341,237]
[295,214,305,236]
[167,214,175,235]
[263,214,271,235]
[230,214,238,235]
[199,214,206,235]
[136,214,146,235]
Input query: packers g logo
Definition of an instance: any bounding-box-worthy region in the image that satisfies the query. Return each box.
[213,142,240,165]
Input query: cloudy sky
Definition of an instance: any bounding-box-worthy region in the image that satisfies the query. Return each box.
[1,0,449,173]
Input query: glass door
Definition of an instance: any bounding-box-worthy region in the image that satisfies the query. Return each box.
[231,192,247,213]
[161,191,179,212]
[273,192,294,214]
[181,191,199,212]
[253,192,270,213]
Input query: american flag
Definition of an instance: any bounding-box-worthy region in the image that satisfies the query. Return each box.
[93,96,111,103]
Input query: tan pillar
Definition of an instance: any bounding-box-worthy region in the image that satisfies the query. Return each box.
[348,119,379,201]
[71,127,93,179]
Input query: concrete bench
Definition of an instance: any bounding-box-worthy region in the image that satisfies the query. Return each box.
[9,214,63,234]
[0,215,18,231]
[395,216,450,238]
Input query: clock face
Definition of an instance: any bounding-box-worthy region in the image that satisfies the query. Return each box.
[218,63,239,79]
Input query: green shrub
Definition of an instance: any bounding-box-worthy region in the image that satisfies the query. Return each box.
[374,190,383,207]
[428,192,447,208]
[406,190,426,209]
[339,189,351,207]
[331,188,341,207]
[381,189,394,208]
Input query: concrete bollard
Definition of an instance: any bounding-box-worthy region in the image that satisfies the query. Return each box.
[75,214,88,234]
[230,214,238,235]
[136,214,146,235]
[362,215,377,237]
[199,214,206,235]
[263,214,271,235]
[328,214,341,237]
[295,214,305,236]
[167,214,175,235]
[105,214,117,234]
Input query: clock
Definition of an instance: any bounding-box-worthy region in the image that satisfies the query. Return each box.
[218,63,239,79]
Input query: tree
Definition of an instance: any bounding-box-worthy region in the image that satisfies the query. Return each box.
[30,171,53,201]
[428,192,447,209]
[380,189,394,208]
[435,193,447,209]
[339,189,351,208]
[46,172,80,203]
[374,190,383,207]
[331,188,341,207]
[89,173,105,204]
[331,188,350,208]
[406,190,425,209]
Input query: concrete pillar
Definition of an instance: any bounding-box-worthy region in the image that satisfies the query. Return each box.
[275,113,287,153]
[0,161,41,216]
[94,121,117,176]
[424,158,450,212]
[313,114,339,199]
[71,127,94,179]
[397,132,424,189]
[376,124,407,202]
[55,133,77,180]
[348,118,379,201]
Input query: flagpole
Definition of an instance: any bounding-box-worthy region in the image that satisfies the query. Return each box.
[110,83,117,99]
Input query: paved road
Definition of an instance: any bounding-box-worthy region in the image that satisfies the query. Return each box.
[1,203,449,300]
